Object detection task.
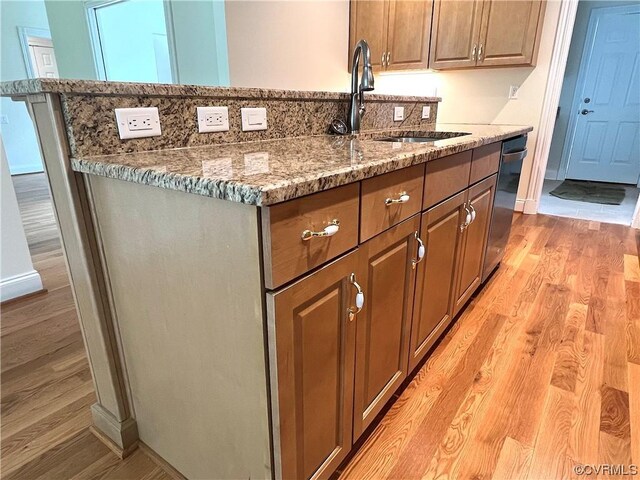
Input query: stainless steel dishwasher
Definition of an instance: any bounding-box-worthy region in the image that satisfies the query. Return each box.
[482,135,528,282]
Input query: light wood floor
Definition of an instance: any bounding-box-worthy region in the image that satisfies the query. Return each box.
[2,173,639,479]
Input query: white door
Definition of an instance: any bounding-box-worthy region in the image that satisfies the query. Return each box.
[28,37,59,78]
[565,4,640,185]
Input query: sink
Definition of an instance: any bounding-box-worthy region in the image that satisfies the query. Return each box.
[374,131,470,143]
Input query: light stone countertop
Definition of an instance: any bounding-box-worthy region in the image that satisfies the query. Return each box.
[71,123,533,206]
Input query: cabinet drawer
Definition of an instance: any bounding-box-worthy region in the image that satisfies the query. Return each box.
[360,164,425,242]
[262,183,360,289]
[423,150,472,209]
[470,142,501,184]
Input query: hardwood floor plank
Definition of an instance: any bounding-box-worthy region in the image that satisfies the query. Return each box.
[568,330,605,465]
[599,385,631,440]
[526,386,575,480]
[624,254,640,282]
[628,362,640,464]
[551,303,585,393]
[491,437,533,480]
[626,281,640,365]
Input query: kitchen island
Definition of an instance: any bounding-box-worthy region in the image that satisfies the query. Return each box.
[2,79,531,479]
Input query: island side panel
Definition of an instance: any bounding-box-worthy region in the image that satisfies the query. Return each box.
[26,94,137,451]
[85,175,272,479]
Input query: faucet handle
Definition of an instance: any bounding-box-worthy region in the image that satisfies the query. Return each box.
[359,104,366,116]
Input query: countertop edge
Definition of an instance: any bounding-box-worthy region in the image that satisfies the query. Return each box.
[71,126,533,206]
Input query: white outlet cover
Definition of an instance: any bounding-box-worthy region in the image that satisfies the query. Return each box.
[421,105,431,120]
[197,106,229,133]
[509,85,519,99]
[115,107,161,139]
[241,107,267,131]
[394,106,405,122]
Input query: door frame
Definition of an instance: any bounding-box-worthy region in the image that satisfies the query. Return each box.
[84,0,178,82]
[17,27,52,79]
[523,0,579,214]
[557,3,640,183]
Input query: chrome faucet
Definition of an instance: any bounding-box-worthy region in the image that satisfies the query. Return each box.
[348,39,375,133]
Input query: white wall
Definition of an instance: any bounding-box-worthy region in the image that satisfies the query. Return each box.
[0,0,49,174]
[225,0,350,91]
[545,0,638,179]
[0,137,43,302]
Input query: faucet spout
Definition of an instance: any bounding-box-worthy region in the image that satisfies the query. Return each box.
[348,39,375,133]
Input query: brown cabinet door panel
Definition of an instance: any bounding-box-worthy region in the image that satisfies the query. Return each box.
[409,190,466,371]
[350,0,389,70]
[387,0,433,70]
[353,216,420,438]
[477,0,545,67]
[268,251,360,480]
[429,0,484,69]
[452,174,497,315]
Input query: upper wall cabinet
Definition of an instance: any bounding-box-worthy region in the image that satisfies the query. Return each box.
[430,0,546,70]
[349,0,432,72]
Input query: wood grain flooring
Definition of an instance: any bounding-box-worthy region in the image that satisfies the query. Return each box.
[2,173,639,479]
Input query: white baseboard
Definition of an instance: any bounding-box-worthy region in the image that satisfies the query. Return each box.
[523,198,538,215]
[1,270,44,302]
[515,198,526,213]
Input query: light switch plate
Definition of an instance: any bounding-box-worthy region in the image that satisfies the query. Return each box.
[509,85,520,99]
[197,106,229,133]
[115,107,161,139]
[241,107,267,131]
[421,105,431,120]
[394,106,405,122]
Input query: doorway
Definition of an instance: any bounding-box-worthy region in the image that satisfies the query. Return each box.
[86,0,173,83]
[540,1,640,225]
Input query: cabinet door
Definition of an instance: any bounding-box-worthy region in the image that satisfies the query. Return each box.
[267,251,360,480]
[452,174,497,316]
[429,0,484,69]
[353,216,420,438]
[349,0,389,70]
[409,191,466,371]
[386,0,433,71]
[477,1,545,67]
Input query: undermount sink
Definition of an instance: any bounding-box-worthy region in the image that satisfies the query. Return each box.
[375,131,470,143]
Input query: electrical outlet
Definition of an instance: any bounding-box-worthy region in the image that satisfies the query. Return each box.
[0,115,9,125]
[115,107,161,139]
[394,106,405,122]
[197,106,229,133]
[421,105,431,120]
[508,85,520,99]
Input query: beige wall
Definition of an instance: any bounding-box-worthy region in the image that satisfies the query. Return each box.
[225,0,563,205]
[225,0,350,91]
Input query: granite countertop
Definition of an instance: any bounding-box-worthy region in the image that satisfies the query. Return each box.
[0,78,440,103]
[71,123,532,206]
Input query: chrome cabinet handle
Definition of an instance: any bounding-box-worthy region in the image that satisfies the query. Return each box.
[387,52,391,65]
[412,231,426,269]
[301,219,340,241]
[472,44,477,61]
[469,204,477,223]
[478,44,484,61]
[385,192,410,206]
[347,273,365,321]
[460,205,472,231]
[581,109,594,115]
[382,52,386,67]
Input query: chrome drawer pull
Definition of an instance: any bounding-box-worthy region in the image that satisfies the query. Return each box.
[348,273,365,321]
[469,204,477,223]
[301,219,340,241]
[385,192,410,206]
[460,205,472,231]
[412,231,426,269]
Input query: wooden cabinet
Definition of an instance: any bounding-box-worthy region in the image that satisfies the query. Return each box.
[452,174,497,315]
[430,0,545,70]
[349,0,432,72]
[267,251,360,480]
[409,190,466,370]
[353,216,420,438]
[430,0,483,70]
[477,1,546,67]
